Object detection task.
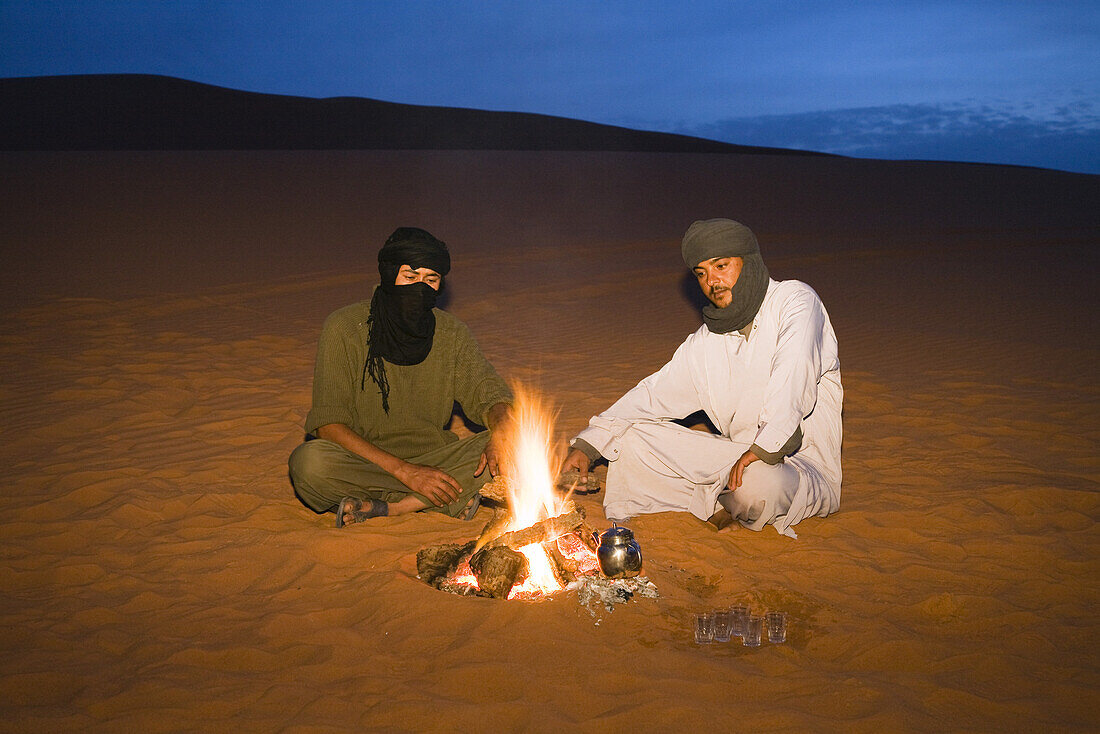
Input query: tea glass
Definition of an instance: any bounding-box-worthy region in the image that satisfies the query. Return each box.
[765,611,788,643]
[743,615,764,647]
[713,609,734,642]
[693,611,716,644]
[730,604,750,638]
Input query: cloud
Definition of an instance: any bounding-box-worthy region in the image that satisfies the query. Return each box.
[681,98,1100,174]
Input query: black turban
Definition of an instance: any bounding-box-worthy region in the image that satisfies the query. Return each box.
[377,226,451,284]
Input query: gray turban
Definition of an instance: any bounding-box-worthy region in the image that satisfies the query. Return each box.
[680,218,770,334]
[681,218,759,269]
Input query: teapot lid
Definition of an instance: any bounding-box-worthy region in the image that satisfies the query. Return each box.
[601,522,635,544]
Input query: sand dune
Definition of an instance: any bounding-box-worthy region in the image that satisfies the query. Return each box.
[2,74,813,154]
[0,149,1097,732]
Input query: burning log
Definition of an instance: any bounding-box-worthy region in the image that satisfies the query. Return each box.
[578,519,600,553]
[477,473,600,552]
[419,491,603,599]
[544,539,578,586]
[483,505,587,550]
[469,545,530,599]
[475,507,514,550]
[416,539,477,588]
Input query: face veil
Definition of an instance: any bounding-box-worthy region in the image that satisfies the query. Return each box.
[363,228,452,411]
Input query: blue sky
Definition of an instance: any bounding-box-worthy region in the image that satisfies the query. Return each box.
[2,1,1097,173]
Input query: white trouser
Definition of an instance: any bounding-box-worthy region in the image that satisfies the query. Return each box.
[602,421,800,532]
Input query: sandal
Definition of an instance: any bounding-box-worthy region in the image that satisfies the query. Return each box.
[335,497,388,527]
[461,494,481,521]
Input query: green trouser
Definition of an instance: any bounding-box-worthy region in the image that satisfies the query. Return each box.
[288,431,491,518]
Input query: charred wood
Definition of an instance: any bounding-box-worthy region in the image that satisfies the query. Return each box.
[544,539,578,586]
[483,506,586,550]
[475,506,514,550]
[555,470,602,495]
[416,540,477,587]
[469,545,530,599]
[478,475,513,504]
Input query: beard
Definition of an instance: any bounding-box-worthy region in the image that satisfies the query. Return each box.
[708,286,732,307]
[700,253,769,334]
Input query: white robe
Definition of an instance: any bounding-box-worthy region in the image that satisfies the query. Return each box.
[574,279,842,537]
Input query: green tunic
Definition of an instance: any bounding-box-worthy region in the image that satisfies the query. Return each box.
[305,298,512,452]
[290,294,512,516]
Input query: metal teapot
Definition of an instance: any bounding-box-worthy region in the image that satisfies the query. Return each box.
[595,523,643,579]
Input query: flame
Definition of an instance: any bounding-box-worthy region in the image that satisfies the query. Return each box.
[445,382,597,600]
[501,382,568,527]
[499,382,570,599]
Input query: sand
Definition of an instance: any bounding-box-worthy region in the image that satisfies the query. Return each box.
[0,151,1097,732]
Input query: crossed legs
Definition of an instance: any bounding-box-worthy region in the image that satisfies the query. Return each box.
[602,421,800,531]
[288,431,491,521]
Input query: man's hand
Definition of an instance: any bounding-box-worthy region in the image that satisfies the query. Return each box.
[728,449,760,491]
[475,402,513,478]
[396,462,463,506]
[475,431,506,478]
[560,447,592,482]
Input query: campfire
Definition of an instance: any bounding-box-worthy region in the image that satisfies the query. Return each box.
[417,385,604,600]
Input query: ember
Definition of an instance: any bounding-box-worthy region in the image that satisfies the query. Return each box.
[417,498,601,599]
[416,383,603,600]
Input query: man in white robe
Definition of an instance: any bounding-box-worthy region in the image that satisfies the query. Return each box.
[561,219,842,538]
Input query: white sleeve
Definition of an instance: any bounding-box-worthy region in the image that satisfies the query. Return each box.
[753,288,831,454]
[573,334,704,459]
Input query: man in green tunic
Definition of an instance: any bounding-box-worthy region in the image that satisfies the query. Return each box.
[289,227,513,526]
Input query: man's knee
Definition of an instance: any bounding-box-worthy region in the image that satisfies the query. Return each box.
[722,461,799,525]
[288,440,335,488]
[289,440,349,513]
[742,461,798,500]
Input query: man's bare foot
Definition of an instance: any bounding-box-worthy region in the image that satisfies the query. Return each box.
[707,508,733,531]
[335,497,388,528]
